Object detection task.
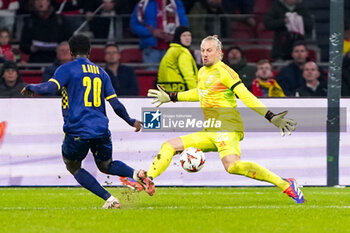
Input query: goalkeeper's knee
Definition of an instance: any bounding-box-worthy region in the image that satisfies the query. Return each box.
[227,161,245,175]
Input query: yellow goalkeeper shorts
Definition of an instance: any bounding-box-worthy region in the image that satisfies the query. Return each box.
[180,131,244,159]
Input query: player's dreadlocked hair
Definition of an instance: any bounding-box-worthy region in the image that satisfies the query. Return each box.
[68,34,91,57]
[201,35,223,60]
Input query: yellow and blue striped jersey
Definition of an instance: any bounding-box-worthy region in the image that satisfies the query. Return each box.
[50,57,116,138]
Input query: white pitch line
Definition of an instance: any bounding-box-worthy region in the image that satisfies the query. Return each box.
[1,205,350,211]
[155,191,349,195]
[138,205,350,210]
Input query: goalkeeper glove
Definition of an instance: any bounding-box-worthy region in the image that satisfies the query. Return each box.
[265,111,296,136]
[147,84,177,107]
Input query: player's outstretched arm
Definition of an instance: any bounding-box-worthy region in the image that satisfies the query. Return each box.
[21,81,59,96]
[147,84,199,107]
[233,82,296,136]
[108,97,143,132]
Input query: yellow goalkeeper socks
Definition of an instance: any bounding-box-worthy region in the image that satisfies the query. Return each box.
[147,142,176,179]
[228,161,290,191]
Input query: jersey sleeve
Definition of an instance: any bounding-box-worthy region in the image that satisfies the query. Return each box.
[219,66,242,89]
[50,65,70,90]
[220,64,268,116]
[177,88,199,101]
[233,82,269,117]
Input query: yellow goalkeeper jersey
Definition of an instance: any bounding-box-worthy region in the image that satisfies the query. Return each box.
[178,61,269,132]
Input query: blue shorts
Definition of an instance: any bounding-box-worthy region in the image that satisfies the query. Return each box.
[62,132,112,162]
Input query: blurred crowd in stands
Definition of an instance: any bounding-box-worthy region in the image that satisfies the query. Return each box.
[0,0,350,98]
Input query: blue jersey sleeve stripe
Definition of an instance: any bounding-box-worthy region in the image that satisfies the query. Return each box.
[48,78,61,90]
[106,94,117,100]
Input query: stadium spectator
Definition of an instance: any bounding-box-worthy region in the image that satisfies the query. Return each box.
[341,52,350,96]
[157,26,198,92]
[276,41,309,96]
[0,60,26,97]
[264,0,313,60]
[0,0,19,33]
[104,44,139,96]
[147,35,304,204]
[295,61,327,97]
[42,41,72,83]
[21,34,154,208]
[251,59,285,97]
[226,46,256,90]
[42,41,71,96]
[19,0,70,63]
[130,0,189,69]
[0,28,16,62]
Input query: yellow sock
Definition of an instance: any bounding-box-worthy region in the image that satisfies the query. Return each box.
[228,161,289,191]
[147,142,176,179]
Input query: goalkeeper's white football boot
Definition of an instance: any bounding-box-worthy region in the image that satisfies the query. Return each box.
[102,196,120,209]
[133,170,155,196]
[283,178,305,204]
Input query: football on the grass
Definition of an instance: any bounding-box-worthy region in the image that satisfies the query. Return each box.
[179,147,205,173]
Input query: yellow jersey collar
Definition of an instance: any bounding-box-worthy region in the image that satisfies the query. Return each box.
[204,60,223,71]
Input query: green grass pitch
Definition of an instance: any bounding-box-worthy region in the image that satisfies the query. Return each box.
[1,187,350,233]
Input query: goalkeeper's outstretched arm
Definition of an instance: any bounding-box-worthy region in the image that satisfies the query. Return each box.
[232,82,296,136]
[108,97,143,132]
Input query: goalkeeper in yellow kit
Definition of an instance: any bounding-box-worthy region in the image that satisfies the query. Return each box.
[147,35,304,203]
